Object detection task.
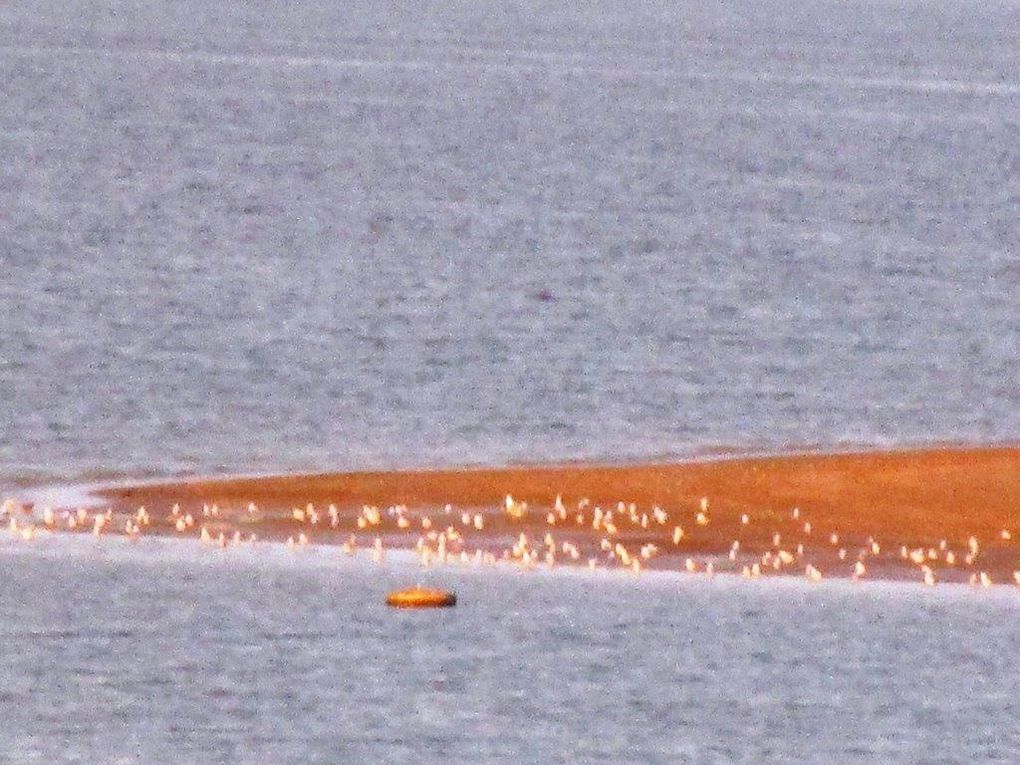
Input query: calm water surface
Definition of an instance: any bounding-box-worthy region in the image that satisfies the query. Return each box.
[1,535,1019,764]
[1,0,1019,486]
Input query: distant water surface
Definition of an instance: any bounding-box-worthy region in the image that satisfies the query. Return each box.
[0,535,1019,764]
[1,0,1019,486]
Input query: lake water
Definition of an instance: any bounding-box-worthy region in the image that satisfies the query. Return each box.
[1,534,1019,764]
[1,0,1019,488]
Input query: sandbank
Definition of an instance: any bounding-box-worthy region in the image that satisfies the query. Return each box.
[29,445,1020,584]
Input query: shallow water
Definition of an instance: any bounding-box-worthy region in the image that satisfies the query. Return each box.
[0,534,1018,764]
[2,0,1020,486]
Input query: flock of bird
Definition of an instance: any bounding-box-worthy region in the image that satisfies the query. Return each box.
[1,493,1018,588]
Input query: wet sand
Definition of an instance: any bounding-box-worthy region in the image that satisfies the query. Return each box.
[31,445,1020,584]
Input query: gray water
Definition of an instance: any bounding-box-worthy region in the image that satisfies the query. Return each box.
[1,534,1019,764]
[1,0,1019,487]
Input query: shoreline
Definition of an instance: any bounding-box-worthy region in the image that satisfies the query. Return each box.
[9,444,1020,586]
[6,531,1020,599]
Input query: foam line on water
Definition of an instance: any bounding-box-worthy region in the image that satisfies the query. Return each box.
[3,43,1018,96]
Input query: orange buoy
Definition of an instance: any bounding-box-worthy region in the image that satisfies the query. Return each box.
[385,586,457,609]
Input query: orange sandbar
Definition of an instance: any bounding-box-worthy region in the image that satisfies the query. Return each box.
[83,445,1020,583]
[75,446,1020,583]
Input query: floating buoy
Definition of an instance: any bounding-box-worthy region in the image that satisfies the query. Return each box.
[385,586,457,609]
